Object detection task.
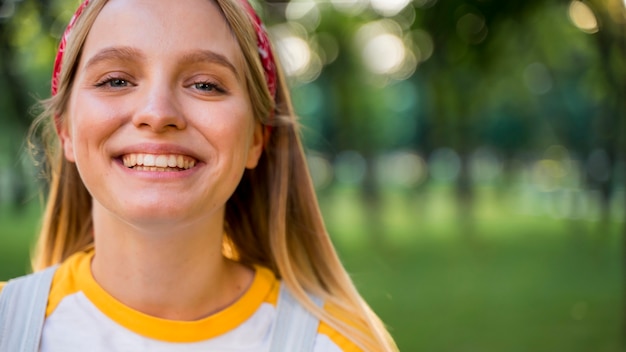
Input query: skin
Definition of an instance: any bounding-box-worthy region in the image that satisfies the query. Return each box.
[59,0,264,320]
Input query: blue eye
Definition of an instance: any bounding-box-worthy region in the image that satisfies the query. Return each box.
[195,82,213,91]
[193,81,226,94]
[95,77,131,88]
[109,79,128,87]
[195,82,218,91]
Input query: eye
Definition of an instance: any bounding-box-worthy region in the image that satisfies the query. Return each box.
[108,79,129,87]
[193,81,226,94]
[95,76,133,89]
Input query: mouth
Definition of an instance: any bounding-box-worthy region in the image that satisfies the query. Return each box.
[122,153,197,172]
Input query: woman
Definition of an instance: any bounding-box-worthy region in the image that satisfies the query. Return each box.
[0,0,398,351]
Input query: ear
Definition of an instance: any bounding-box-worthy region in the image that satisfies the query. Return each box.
[245,122,265,169]
[58,122,76,162]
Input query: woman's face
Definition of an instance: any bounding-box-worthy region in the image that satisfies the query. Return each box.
[60,0,264,228]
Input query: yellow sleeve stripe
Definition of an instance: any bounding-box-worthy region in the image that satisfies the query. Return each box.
[0,282,5,294]
[318,302,364,352]
[318,321,363,351]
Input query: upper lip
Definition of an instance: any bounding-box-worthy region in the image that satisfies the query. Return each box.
[114,143,202,162]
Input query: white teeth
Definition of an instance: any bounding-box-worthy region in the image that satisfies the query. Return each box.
[143,154,155,167]
[121,153,197,171]
[155,155,168,168]
[167,155,177,168]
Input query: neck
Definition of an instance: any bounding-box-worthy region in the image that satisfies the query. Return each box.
[90,204,253,321]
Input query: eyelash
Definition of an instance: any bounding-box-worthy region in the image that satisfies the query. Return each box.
[93,76,227,95]
[94,76,132,89]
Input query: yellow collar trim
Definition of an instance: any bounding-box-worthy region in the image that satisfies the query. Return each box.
[75,251,277,343]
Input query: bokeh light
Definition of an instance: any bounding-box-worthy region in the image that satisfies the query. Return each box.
[285,0,321,31]
[412,29,434,63]
[315,32,340,65]
[523,62,553,95]
[0,1,16,18]
[375,150,428,188]
[362,33,405,74]
[334,151,367,186]
[370,0,411,17]
[307,152,334,190]
[568,1,599,34]
[456,11,488,44]
[271,22,322,82]
[330,0,368,15]
[355,19,417,78]
[429,148,462,183]
[469,147,503,184]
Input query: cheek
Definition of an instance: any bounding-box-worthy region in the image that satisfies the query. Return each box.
[212,118,255,170]
[192,99,254,140]
[63,100,122,167]
[70,93,128,136]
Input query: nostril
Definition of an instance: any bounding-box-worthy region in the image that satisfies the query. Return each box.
[133,116,185,132]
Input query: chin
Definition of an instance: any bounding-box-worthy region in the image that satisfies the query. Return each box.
[115,200,221,229]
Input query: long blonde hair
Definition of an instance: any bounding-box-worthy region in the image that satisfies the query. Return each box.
[30,0,398,351]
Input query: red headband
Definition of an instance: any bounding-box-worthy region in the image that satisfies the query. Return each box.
[51,0,90,96]
[51,0,278,101]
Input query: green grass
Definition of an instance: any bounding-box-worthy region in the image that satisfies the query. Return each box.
[336,234,621,351]
[321,186,623,352]
[1,186,623,351]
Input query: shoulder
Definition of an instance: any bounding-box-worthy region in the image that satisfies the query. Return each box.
[0,281,5,294]
[260,271,362,351]
[317,323,363,351]
[317,303,364,352]
[46,250,93,317]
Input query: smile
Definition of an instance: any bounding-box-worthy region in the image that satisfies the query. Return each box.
[122,153,197,172]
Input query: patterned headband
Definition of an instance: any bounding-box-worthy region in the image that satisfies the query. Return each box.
[51,0,278,101]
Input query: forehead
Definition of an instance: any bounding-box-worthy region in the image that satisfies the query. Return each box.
[80,0,242,68]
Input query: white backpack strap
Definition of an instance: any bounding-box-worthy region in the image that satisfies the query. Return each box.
[269,283,323,352]
[0,265,58,352]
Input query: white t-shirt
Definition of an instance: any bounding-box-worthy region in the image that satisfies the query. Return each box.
[34,250,361,352]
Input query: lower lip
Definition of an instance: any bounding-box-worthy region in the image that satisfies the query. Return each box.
[114,159,201,179]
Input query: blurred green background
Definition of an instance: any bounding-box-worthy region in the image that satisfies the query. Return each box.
[0,0,624,351]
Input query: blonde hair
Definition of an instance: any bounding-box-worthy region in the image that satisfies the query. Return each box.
[30,0,398,351]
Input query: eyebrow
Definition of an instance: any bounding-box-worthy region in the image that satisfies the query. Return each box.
[83,47,239,77]
[179,50,239,77]
[84,46,146,69]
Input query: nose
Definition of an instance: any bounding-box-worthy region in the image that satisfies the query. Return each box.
[132,84,186,132]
